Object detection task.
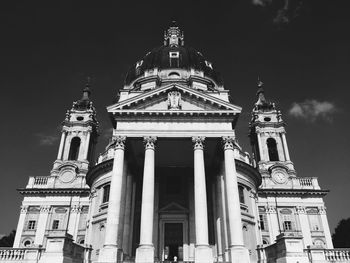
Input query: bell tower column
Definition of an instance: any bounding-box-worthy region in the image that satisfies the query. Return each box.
[192,136,213,263]
[135,136,157,263]
[222,137,250,263]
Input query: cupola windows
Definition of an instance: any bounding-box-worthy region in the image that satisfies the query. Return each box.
[68,137,81,161]
[267,138,279,162]
[169,52,179,67]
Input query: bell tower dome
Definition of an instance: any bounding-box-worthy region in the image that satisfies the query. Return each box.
[249,80,295,177]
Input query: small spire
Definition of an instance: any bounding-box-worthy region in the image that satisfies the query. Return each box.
[82,77,91,101]
[256,77,267,105]
[164,21,184,46]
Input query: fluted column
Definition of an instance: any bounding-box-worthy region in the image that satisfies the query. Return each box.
[98,136,126,263]
[192,136,213,263]
[222,136,250,263]
[281,132,290,161]
[135,136,157,263]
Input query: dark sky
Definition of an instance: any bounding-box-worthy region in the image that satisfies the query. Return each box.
[0,1,349,236]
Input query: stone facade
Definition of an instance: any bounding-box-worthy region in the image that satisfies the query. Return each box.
[0,25,347,263]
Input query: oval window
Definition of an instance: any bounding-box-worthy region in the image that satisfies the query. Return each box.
[264,117,271,122]
[77,116,84,121]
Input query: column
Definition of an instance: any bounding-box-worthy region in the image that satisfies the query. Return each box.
[34,205,51,246]
[266,205,280,242]
[98,136,126,263]
[192,136,213,263]
[84,132,91,160]
[281,132,290,161]
[122,173,133,258]
[13,206,28,247]
[215,176,224,262]
[296,206,312,247]
[257,133,263,161]
[135,136,157,263]
[220,173,230,261]
[222,137,250,263]
[319,206,334,249]
[57,132,66,160]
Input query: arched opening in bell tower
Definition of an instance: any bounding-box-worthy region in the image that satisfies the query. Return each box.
[68,137,81,160]
[267,138,279,161]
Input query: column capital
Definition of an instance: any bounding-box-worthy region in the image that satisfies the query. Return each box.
[20,205,28,214]
[192,136,205,150]
[40,205,51,213]
[296,206,306,214]
[222,136,237,151]
[114,136,127,150]
[71,205,83,213]
[318,206,327,215]
[143,136,157,150]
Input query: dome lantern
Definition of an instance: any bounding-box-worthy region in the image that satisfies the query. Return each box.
[163,22,184,47]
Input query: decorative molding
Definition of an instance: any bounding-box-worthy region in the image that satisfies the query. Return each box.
[318,206,327,215]
[143,136,157,150]
[113,136,126,150]
[40,205,51,213]
[266,205,276,214]
[296,206,306,214]
[71,205,83,213]
[192,136,205,150]
[20,205,28,214]
[167,91,182,110]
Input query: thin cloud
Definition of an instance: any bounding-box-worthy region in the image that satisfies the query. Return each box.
[102,127,113,140]
[252,0,272,6]
[36,133,60,146]
[252,0,303,27]
[288,100,337,122]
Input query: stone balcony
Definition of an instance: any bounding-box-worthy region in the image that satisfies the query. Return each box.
[0,247,44,263]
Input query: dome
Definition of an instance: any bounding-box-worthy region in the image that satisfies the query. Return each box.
[124,24,223,86]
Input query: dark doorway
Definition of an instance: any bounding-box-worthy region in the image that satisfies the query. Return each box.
[164,223,183,261]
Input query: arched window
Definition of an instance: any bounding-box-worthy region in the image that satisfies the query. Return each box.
[267,138,279,161]
[68,137,81,160]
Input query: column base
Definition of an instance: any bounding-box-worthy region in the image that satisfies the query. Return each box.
[98,245,123,263]
[195,245,213,263]
[228,246,250,263]
[135,244,154,263]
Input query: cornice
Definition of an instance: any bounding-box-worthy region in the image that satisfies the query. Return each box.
[86,159,114,186]
[17,188,90,196]
[235,159,262,187]
[258,188,329,197]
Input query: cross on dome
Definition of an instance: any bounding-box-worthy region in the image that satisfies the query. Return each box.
[163,21,184,47]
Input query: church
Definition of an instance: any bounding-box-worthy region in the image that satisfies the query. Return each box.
[0,24,347,263]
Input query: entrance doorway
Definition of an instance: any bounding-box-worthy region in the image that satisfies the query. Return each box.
[164,223,183,261]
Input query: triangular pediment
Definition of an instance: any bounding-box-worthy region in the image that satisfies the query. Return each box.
[107,84,241,114]
[159,202,188,213]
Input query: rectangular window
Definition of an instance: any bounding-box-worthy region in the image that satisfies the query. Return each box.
[27,220,36,230]
[102,185,110,203]
[238,186,245,204]
[52,220,60,230]
[259,214,268,231]
[283,221,292,231]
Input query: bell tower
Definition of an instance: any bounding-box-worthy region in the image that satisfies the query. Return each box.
[52,80,99,177]
[249,80,295,178]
